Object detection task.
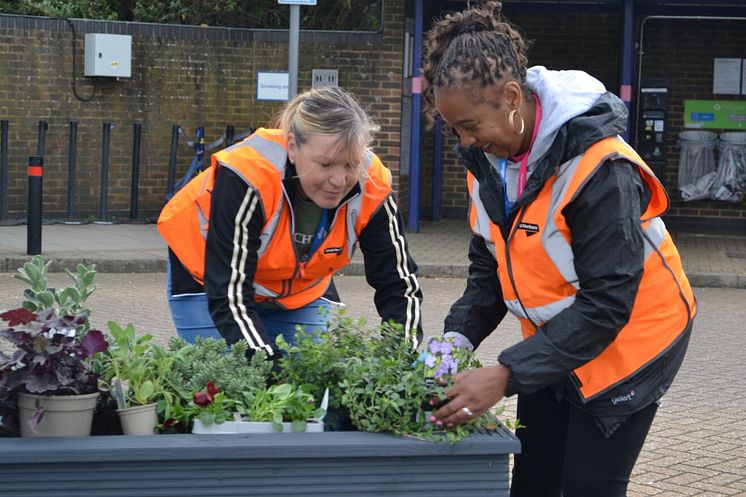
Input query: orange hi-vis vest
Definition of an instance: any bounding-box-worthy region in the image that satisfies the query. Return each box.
[158,128,393,310]
[467,136,696,401]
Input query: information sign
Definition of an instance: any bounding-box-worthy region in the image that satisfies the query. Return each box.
[684,99,746,130]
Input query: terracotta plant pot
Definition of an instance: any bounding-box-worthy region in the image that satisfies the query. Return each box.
[17,392,99,437]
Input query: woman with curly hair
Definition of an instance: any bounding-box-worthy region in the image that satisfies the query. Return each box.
[422,3,696,495]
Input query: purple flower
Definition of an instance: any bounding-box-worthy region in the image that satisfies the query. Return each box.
[425,354,436,368]
[440,354,455,372]
[434,363,450,379]
[428,339,453,355]
[450,359,459,375]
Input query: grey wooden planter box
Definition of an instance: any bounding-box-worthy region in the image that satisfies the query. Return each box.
[0,427,520,496]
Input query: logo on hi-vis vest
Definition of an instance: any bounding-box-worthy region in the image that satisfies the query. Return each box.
[324,247,344,255]
[517,222,540,237]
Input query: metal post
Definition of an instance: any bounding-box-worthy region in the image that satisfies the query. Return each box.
[36,121,48,157]
[620,0,635,142]
[95,122,115,224]
[130,123,142,221]
[61,121,87,224]
[225,124,236,147]
[67,121,78,218]
[0,120,8,220]
[288,4,300,98]
[195,126,205,172]
[27,156,43,255]
[407,0,424,232]
[166,124,179,198]
[432,118,443,221]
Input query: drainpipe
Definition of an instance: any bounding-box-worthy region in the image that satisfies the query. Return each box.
[619,0,635,141]
[634,14,746,149]
[407,0,424,232]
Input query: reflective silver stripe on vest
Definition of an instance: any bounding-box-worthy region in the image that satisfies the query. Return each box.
[245,132,287,172]
[542,155,583,290]
[644,217,666,261]
[468,176,497,258]
[197,172,212,241]
[253,282,280,298]
[245,133,287,257]
[505,294,576,325]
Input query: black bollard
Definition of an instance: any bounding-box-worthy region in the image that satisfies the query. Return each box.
[129,123,142,221]
[1,120,8,220]
[166,124,179,198]
[27,156,43,255]
[95,123,116,224]
[225,124,236,147]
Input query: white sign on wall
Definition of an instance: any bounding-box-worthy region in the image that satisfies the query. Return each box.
[713,58,742,95]
[257,72,289,101]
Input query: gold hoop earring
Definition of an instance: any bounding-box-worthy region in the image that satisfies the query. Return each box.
[509,109,525,135]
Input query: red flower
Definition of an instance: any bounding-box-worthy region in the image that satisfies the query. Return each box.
[162,418,187,433]
[206,381,219,397]
[193,391,213,407]
[193,382,221,407]
[0,308,36,326]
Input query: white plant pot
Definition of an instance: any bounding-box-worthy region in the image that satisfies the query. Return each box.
[192,418,323,434]
[117,402,158,435]
[17,391,99,437]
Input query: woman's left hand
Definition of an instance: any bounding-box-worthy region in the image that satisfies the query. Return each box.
[430,364,510,427]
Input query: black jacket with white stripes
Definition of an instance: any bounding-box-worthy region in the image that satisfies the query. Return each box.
[198,163,423,359]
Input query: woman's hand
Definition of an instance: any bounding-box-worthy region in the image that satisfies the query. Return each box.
[430,364,510,427]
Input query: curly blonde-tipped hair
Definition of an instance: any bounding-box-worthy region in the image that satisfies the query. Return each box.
[421,1,531,126]
[273,86,380,178]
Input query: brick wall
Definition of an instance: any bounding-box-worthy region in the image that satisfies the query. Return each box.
[422,12,622,220]
[424,11,746,232]
[640,18,746,232]
[0,2,406,221]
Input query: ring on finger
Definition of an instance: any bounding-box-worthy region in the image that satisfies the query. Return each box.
[462,406,474,417]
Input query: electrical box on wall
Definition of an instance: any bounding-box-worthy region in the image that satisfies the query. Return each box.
[312,69,338,89]
[84,34,132,78]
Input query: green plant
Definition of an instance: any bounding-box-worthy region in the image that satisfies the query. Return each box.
[336,324,503,443]
[14,256,97,328]
[238,383,325,432]
[166,337,272,401]
[94,322,173,409]
[276,311,371,419]
[188,382,238,427]
[159,337,273,431]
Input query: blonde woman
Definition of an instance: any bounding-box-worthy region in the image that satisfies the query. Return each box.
[160,87,422,360]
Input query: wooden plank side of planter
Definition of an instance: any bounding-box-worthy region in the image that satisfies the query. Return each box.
[0,429,519,497]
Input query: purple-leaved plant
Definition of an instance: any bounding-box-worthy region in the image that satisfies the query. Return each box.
[0,308,109,431]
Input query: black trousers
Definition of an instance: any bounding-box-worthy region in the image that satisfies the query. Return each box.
[510,387,658,497]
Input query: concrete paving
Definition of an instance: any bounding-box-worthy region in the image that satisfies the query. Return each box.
[0,273,743,496]
[0,220,745,287]
[1,220,746,496]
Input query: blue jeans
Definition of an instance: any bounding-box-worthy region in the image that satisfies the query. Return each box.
[167,264,331,346]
